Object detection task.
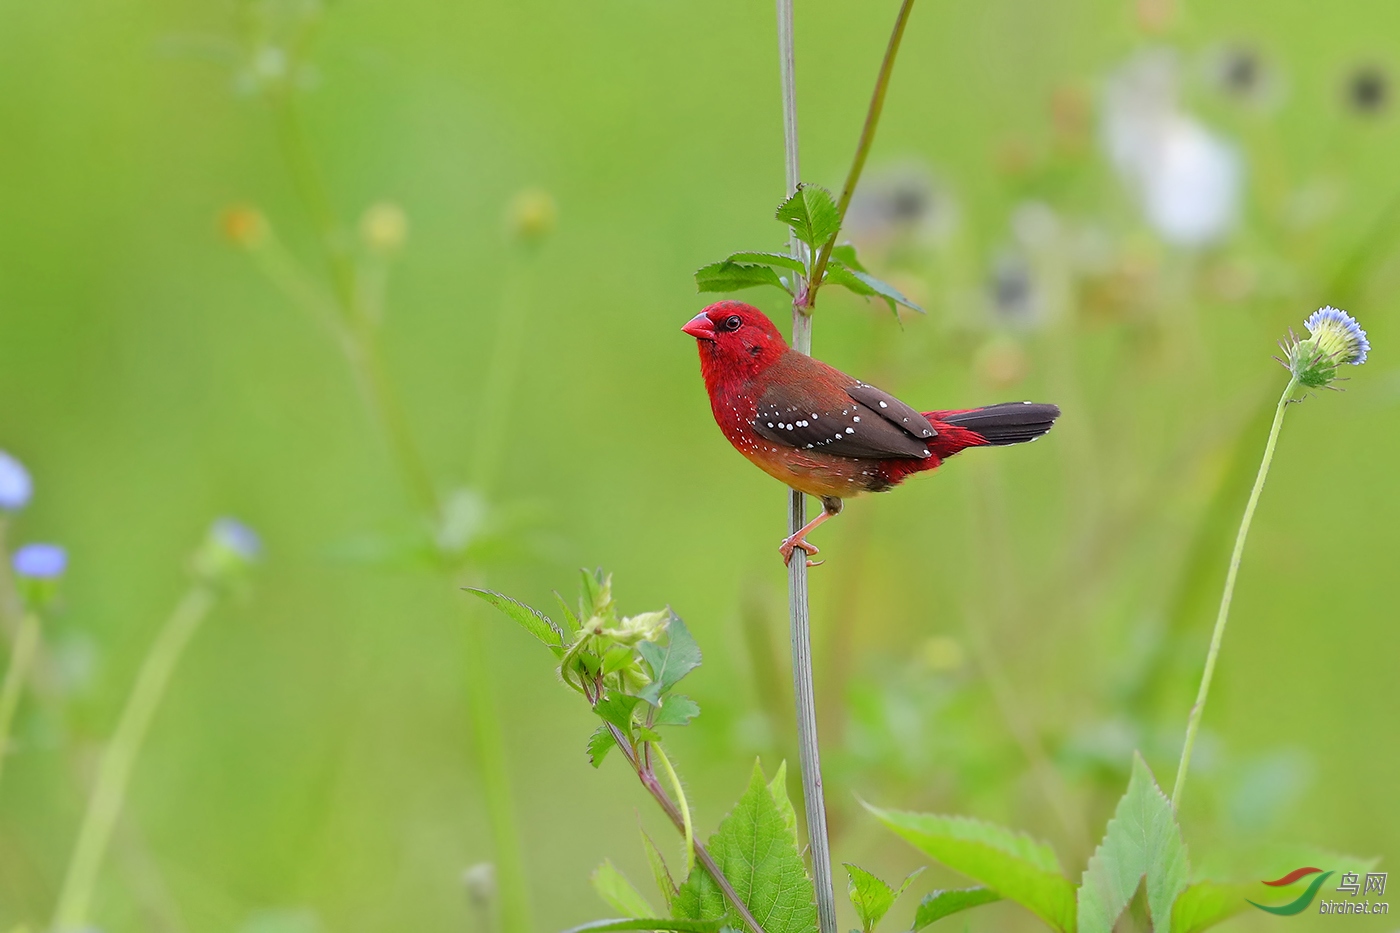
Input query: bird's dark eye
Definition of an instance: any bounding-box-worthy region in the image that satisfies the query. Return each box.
[719,314,743,332]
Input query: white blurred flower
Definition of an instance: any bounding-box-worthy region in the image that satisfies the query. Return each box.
[1103,49,1242,247]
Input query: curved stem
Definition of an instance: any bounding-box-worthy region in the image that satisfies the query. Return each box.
[52,585,217,932]
[805,0,916,310]
[0,611,41,792]
[653,743,694,874]
[1171,374,1299,810]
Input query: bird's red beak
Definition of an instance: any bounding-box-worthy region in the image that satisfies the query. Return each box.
[682,312,716,340]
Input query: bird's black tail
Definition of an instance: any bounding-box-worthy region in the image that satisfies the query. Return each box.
[924,402,1061,455]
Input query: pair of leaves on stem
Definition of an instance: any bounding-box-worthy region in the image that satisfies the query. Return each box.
[694,185,923,320]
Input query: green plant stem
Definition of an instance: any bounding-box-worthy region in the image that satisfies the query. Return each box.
[804,0,916,310]
[263,89,533,933]
[52,584,217,932]
[464,613,531,933]
[1170,374,1300,810]
[653,743,694,874]
[0,610,40,791]
[774,3,838,932]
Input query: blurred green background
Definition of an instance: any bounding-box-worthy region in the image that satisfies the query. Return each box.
[2,0,1398,931]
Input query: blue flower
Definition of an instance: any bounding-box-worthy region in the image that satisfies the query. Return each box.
[1305,306,1369,365]
[212,517,262,561]
[12,543,67,579]
[0,451,33,512]
[193,517,262,583]
[1284,306,1370,388]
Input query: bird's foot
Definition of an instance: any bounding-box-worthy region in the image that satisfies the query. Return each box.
[778,533,823,567]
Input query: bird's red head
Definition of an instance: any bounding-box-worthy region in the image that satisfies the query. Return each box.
[682,302,788,386]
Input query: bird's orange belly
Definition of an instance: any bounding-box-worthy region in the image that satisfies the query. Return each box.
[737,439,892,499]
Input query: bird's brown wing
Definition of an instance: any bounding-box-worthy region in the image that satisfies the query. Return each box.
[752,357,935,459]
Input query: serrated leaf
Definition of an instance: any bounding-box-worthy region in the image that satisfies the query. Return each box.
[911,887,1002,930]
[464,588,565,653]
[673,763,818,933]
[725,251,807,272]
[767,762,798,846]
[593,860,657,918]
[1077,754,1190,933]
[866,804,1075,933]
[844,865,924,932]
[654,695,701,727]
[637,614,702,706]
[561,920,723,933]
[695,261,790,295]
[588,725,617,768]
[844,865,895,931]
[642,829,679,911]
[776,185,841,251]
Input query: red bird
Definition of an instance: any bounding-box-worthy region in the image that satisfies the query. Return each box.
[683,301,1060,564]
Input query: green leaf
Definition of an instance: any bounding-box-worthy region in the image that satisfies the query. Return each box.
[695,260,790,295]
[776,185,840,251]
[673,763,818,933]
[554,590,581,635]
[844,866,893,931]
[844,864,924,932]
[596,693,641,736]
[767,762,798,846]
[654,695,701,727]
[725,250,807,272]
[561,920,722,933]
[830,243,867,272]
[642,828,679,911]
[911,887,1002,930]
[581,568,608,618]
[593,860,658,918]
[866,804,1076,933]
[465,588,565,653]
[822,262,925,317]
[587,725,617,768]
[637,614,702,706]
[1077,754,1190,933]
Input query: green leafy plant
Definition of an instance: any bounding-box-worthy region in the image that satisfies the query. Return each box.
[695,185,924,320]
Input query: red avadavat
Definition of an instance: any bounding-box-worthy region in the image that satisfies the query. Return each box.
[683,301,1060,564]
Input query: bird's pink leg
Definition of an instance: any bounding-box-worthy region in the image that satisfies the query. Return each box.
[779,509,837,567]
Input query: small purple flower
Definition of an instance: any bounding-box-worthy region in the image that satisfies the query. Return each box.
[212,517,262,561]
[0,451,33,511]
[193,517,262,583]
[12,543,67,579]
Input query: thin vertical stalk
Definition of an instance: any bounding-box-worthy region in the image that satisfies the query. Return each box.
[0,611,40,791]
[52,585,217,933]
[775,4,837,933]
[1171,375,1299,810]
[463,615,531,933]
[263,88,533,933]
[778,5,916,931]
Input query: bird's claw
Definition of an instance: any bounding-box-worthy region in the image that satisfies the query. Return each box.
[779,534,821,567]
